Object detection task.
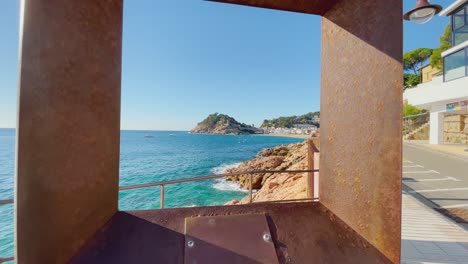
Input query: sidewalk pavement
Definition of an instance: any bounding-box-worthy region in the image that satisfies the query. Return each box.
[401,191,468,264]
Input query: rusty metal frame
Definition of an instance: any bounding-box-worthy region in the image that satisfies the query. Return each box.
[206,0,340,15]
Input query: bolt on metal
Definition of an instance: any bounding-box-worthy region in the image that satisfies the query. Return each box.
[187,240,195,248]
[263,233,271,242]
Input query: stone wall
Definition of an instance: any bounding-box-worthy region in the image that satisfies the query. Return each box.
[444,114,468,144]
[407,124,429,140]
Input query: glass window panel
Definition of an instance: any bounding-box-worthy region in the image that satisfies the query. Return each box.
[453,8,466,30]
[444,49,467,81]
[454,31,468,46]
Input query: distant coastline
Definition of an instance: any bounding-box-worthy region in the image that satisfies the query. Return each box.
[255,133,310,139]
[189,131,310,139]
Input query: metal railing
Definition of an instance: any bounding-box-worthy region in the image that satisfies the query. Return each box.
[0,199,13,206]
[0,170,318,210]
[119,169,318,208]
[0,170,317,263]
[403,112,429,136]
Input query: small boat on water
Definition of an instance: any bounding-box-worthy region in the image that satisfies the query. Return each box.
[169,134,176,137]
[144,134,154,138]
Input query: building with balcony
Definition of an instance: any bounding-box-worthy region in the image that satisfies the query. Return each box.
[404,0,468,144]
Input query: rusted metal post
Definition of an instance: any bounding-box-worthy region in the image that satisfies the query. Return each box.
[249,174,253,203]
[160,185,165,209]
[16,0,123,262]
[313,152,320,199]
[321,0,402,261]
[307,138,319,199]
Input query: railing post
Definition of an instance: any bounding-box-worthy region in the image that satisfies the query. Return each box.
[313,152,320,200]
[249,174,253,203]
[160,185,165,209]
[307,138,319,199]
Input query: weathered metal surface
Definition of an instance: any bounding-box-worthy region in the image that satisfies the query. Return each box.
[16,0,123,263]
[307,138,319,198]
[320,0,402,263]
[185,214,278,264]
[313,152,320,199]
[72,202,392,263]
[206,0,340,15]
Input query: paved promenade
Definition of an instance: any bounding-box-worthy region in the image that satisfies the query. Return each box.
[401,192,468,264]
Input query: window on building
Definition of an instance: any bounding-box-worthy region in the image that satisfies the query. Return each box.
[444,47,467,81]
[452,5,468,46]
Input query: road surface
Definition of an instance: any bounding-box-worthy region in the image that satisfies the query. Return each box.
[403,143,468,210]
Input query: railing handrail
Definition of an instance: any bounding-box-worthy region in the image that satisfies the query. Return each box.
[0,199,13,205]
[120,169,317,208]
[0,169,318,209]
[403,112,429,119]
[119,169,316,191]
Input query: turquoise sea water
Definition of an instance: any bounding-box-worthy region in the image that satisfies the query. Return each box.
[0,128,303,258]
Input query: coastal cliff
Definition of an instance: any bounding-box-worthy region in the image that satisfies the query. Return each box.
[191,113,262,135]
[224,141,309,204]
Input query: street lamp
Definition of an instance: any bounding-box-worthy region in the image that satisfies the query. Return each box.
[404,0,442,24]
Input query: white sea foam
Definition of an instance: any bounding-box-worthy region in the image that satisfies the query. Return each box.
[211,162,247,192]
[181,204,198,208]
[212,178,248,193]
[210,162,242,174]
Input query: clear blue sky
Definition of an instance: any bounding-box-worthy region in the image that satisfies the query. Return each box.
[0,0,451,130]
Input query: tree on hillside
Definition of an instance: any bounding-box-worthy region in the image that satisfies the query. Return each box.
[404,73,421,89]
[403,48,433,89]
[261,112,320,128]
[430,24,452,69]
[403,48,433,75]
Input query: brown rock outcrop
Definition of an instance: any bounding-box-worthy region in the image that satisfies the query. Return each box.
[224,141,309,204]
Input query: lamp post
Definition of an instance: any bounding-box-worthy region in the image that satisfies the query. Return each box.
[404,0,442,24]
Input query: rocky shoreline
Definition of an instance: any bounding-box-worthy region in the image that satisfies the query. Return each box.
[223,141,309,205]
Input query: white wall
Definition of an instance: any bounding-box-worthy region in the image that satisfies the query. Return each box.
[403,75,468,144]
[403,75,468,110]
[429,104,446,144]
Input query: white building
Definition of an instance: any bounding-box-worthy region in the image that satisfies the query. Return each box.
[403,0,468,144]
